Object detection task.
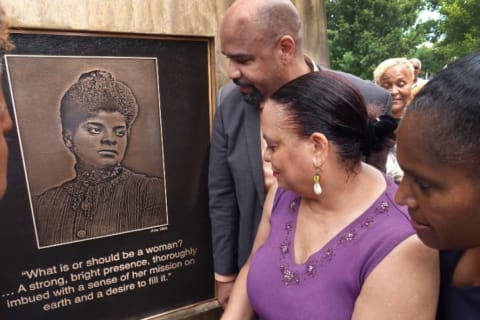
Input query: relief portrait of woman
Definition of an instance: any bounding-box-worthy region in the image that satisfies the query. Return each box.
[33,69,167,247]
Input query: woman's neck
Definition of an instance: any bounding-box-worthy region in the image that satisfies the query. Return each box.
[74,164,123,185]
[302,162,385,219]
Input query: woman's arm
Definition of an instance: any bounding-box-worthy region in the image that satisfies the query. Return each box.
[352,234,439,320]
[221,183,278,320]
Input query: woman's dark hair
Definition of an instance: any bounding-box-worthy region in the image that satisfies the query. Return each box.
[60,70,138,134]
[270,70,396,170]
[405,50,480,169]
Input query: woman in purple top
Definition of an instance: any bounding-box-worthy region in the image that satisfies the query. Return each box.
[222,71,439,319]
[395,51,480,320]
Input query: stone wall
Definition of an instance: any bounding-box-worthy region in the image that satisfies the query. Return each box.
[1,0,328,91]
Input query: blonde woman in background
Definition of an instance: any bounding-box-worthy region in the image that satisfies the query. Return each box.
[374,58,414,120]
[373,58,414,183]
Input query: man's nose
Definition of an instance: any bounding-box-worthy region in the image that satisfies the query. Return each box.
[228,61,241,80]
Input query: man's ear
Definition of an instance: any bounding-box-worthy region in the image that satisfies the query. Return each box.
[278,35,296,62]
[62,129,73,148]
[310,132,328,167]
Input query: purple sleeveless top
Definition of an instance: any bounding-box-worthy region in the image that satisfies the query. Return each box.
[247,177,414,320]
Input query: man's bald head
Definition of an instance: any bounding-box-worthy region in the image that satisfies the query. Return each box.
[221,0,303,50]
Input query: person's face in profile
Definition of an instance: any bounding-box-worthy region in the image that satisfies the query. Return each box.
[220,19,286,104]
[66,111,128,170]
[261,99,312,193]
[395,112,480,250]
[0,86,13,197]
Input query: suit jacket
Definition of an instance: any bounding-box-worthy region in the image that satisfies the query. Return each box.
[208,70,392,276]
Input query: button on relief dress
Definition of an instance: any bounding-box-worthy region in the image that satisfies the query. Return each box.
[76,229,87,239]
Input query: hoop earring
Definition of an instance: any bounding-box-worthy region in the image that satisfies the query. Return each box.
[313,173,322,195]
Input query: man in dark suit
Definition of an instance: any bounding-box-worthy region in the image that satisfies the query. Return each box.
[209,0,392,307]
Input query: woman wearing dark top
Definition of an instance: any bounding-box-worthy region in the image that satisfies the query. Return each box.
[395,51,480,319]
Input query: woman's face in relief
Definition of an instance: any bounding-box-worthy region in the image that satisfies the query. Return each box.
[68,111,128,170]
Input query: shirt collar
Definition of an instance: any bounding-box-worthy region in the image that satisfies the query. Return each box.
[305,55,319,72]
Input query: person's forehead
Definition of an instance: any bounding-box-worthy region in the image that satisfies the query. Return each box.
[397,114,432,158]
[262,99,286,123]
[381,65,410,80]
[221,32,266,59]
[221,21,262,45]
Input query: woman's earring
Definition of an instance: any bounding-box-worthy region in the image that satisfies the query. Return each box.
[313,173,322,195]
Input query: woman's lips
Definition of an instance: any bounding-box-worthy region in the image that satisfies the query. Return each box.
[99,149,118,156]
[410,217,432,232]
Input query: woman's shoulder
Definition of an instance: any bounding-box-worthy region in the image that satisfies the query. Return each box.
[35,179,73,199]
[382,175,411,223]
[121,167,163,183]
[355,176,415,261]
[361,179,413,240]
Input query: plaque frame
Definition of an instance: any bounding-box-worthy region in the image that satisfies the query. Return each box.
[0,28,216,320]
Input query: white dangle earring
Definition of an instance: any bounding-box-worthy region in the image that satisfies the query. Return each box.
[313,173,322,195]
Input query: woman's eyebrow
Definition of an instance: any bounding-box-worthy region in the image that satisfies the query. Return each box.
[85,121,104,126]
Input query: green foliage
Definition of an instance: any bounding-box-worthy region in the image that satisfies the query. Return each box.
[411,0,480,77]
[326,0,480,80]
[326,0,428,80]
[435,0,480,61]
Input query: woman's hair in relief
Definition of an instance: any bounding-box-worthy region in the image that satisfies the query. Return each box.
[60,70,139,134]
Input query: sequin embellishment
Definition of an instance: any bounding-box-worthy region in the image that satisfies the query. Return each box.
[376,201,390,214]
[278,199,391,286]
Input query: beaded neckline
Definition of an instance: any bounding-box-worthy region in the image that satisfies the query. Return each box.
[279,196,391,286]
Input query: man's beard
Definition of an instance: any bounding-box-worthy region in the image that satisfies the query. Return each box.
[234,79,263,106]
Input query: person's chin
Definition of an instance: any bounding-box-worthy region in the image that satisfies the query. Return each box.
[392,101,406,110]
[242,89,263,106]
[238,85,253,94]
[274,175,287,189]
[0,180,6,198]
[412,223,439,249]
